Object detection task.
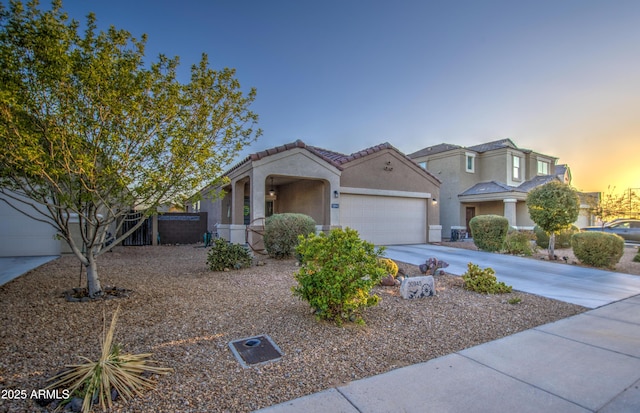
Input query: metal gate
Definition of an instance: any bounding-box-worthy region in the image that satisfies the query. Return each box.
[122,211,152,246]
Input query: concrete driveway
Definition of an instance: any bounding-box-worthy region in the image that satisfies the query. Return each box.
[0,256,59,287]
[384,243,640,309]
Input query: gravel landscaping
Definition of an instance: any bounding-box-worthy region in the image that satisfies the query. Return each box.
[1,243,637,412]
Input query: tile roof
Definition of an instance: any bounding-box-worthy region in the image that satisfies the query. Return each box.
[408,143,462,158]
[459,181,526,196]
[460,175,561,197]
[409,138,537,158]
[466,138,529,153]
[516,175,557,191]
[225,140,440,183]
[247,139,418,167]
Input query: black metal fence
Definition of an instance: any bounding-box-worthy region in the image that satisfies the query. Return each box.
[121,212,153,246]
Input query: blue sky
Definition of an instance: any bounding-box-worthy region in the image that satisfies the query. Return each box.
[22,1,640,192]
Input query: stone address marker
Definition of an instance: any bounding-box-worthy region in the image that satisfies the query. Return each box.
[400,276,435,299]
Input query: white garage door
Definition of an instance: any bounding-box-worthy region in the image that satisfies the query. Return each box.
[0,193,60,257]
[340,194,427,245]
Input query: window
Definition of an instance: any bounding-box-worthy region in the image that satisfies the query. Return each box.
[537,160,550,175]
[465,152,475,173]
[512,156,521,180]
[419,161,427,169]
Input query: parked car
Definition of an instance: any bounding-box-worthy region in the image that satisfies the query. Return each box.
[581,219,640,243]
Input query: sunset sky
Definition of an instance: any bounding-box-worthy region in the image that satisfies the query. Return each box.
[25,1,640,193]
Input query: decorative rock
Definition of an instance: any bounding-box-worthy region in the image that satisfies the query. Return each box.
[66,397,83,412]
[380,275,396,286]
[400,276,435,299]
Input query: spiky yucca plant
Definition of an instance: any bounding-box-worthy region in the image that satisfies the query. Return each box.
[47,306,172,412]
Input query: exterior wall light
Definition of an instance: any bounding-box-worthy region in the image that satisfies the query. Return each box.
[334,190,339,198]
[268,177,276,197]
[432,198,437,205]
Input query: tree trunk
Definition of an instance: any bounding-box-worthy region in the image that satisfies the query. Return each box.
[548,232,556,260]
[86,254,102,298]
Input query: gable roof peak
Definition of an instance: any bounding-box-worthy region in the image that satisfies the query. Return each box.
[466,138,521,153]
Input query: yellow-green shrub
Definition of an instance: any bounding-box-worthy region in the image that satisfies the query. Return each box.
[378,258,398,277]
[292,228,386,325]
[462,263,512,294]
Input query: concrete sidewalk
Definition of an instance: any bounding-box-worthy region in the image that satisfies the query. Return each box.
[255,294,640,412]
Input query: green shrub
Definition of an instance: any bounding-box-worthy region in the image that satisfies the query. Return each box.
[557,226,579,248]
[503,230,536,256]
[534,225,579,249]
[292,228,386,325]
[206,238,252,271]
[571,232,625,268]
[469,215,509,252]
[533,226,550,248]
[633,249,640,263]
[263,213,316,259]
[462,262,512,294]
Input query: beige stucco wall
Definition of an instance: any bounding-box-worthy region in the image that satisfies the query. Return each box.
[414,150,471,238]
[339,149,441,233]
[478,150,508,182]
[273,179,327,225]
[340,149,440,193]
[251,148,340,226]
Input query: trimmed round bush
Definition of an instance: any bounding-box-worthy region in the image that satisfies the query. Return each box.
[571,231,625,268]
[263,213,316,259]
[469,215,509,252]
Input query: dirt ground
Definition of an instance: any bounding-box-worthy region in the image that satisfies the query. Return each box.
[0,244,594,413]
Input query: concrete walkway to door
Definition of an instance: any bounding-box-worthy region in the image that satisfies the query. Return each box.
[383,243,640,309]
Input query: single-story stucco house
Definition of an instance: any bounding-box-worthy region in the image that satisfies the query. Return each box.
[187,140,442,248]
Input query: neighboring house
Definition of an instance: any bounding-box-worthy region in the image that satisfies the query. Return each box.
[187,140,442,247]
[408,138,592,239]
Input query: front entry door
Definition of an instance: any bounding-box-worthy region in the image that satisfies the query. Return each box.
[466,207,476,234]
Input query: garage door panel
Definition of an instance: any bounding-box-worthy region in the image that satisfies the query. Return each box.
[0,194,60,257]
[340,194,426,245]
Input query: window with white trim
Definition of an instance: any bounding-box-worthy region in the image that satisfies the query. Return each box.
[465,152,475,173]
[537,160,550,175]
[512,155,521,180]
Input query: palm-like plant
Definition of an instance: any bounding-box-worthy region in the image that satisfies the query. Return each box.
[47,306,172,412]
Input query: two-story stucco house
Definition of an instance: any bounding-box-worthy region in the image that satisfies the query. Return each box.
[408,138,590,240]
[188,140,442,249]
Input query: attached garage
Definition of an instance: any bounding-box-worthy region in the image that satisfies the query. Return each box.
[0,192,60,257]
[340,193,428,245]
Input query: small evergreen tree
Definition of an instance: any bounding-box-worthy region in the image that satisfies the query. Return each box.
[526,181,579,260]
